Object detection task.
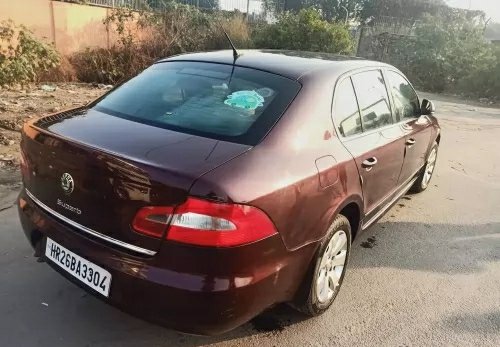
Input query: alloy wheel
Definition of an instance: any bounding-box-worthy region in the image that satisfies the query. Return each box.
[316,230,348,304]
[422,147,437,189]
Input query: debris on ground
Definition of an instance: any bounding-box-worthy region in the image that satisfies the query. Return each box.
[0,155,16,168]
[0,133,14,146]
[40,85,57,92]
[0,83,104,162]
[97,84,113,90]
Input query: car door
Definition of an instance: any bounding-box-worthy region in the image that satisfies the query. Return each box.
[333,70,406,218]
[385,70,432,185]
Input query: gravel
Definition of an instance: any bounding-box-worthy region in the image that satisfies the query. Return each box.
[0,83,104,165]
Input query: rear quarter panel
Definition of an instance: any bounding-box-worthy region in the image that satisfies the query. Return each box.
[190,73,363,251]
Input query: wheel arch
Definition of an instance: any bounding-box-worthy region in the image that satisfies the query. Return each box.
[328,195,363,241]
[338,202,362,240]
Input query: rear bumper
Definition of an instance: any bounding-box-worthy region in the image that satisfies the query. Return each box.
[17,189,316,335]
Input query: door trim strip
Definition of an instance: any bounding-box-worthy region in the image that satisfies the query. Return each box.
[25,189,157,256]
[361,176,418,230]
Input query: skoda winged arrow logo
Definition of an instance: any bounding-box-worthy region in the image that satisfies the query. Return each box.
[61,173,74,195]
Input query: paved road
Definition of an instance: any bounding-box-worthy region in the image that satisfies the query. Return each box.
[1,95,499,346]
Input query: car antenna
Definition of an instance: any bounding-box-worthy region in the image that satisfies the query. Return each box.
[222,28,239,63]
[216,20,239,87]
[208,1,239,87]
[208,0,239,63]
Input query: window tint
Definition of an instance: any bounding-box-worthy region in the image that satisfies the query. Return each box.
[386,71,420,121]
[333,78,362,137]
[351,70,393,131]
[93,62,301,146]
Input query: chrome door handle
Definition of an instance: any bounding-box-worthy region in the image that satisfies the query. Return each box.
[362,157,378,169]
[406,138,416,146]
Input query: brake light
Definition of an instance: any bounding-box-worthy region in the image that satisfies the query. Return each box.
[132,198,277,247]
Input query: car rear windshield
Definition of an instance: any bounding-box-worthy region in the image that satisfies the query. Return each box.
[92,62,301,145]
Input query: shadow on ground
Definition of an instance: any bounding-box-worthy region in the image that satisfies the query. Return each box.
[441,311,500,335]
[352,221,500,275]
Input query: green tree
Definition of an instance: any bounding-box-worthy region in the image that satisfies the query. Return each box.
[459,45,500,98]
[391,12,495,93]
[253,8,354,54]
[360,0,446,23]
[263,0,362,22]
[308,0,362,22]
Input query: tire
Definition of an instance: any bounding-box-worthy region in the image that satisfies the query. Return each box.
[294,214,352,316]
[410,141,439,193]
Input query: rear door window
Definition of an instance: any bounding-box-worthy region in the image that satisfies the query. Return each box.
[93,62,301,145]
[351,70,393,131]
[333,78,362,137]
[386,71,421,121]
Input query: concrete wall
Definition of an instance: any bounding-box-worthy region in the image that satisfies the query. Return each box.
[0,0,111,55]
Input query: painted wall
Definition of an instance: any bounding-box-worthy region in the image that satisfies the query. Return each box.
[0,0,112,55]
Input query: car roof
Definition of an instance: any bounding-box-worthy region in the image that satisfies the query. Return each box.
[157,50,393,81]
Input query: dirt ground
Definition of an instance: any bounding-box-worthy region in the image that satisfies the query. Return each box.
[0,89,499,346]
[0,83,105,166]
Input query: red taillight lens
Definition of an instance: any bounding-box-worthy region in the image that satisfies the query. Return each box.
[132,198,277,247]
[132,206,174,238]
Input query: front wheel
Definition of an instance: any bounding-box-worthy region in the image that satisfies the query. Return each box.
[411,141,439,193]
[294,214,351,316]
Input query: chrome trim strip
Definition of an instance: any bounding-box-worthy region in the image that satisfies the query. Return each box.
[25,189,157,256]
[361,176,418,230]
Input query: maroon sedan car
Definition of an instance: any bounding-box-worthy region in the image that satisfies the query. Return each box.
[18,50,440,335]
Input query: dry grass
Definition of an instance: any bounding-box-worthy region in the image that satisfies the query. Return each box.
[68,9,253,84]
[37,56,78,83]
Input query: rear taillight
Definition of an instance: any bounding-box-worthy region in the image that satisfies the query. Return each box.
[132,198,277,247]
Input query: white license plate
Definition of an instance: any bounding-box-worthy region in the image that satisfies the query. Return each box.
[45,238,112,297]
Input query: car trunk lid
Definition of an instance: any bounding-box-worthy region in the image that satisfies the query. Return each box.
[21,108,250,254]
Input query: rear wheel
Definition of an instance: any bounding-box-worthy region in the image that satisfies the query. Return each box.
[411,141,439,193]
[294,214,351,316]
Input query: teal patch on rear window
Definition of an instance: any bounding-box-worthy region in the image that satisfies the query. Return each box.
[224,90,264,110]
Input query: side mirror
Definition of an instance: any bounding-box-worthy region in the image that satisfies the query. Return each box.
[421,99,436,115]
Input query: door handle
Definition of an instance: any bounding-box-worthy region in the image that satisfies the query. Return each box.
[406,138,416,146]
[362,157,378,170]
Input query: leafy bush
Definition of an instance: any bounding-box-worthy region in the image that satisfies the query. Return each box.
[458,45,500,99]
[71,46,151,84]
[37,55,77,82]
[0,20,60,86]
[72,6,252,84]
[253,8,354,54]
[388,13,497,95]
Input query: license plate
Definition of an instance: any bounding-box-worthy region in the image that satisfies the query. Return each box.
[45,238,112,297]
